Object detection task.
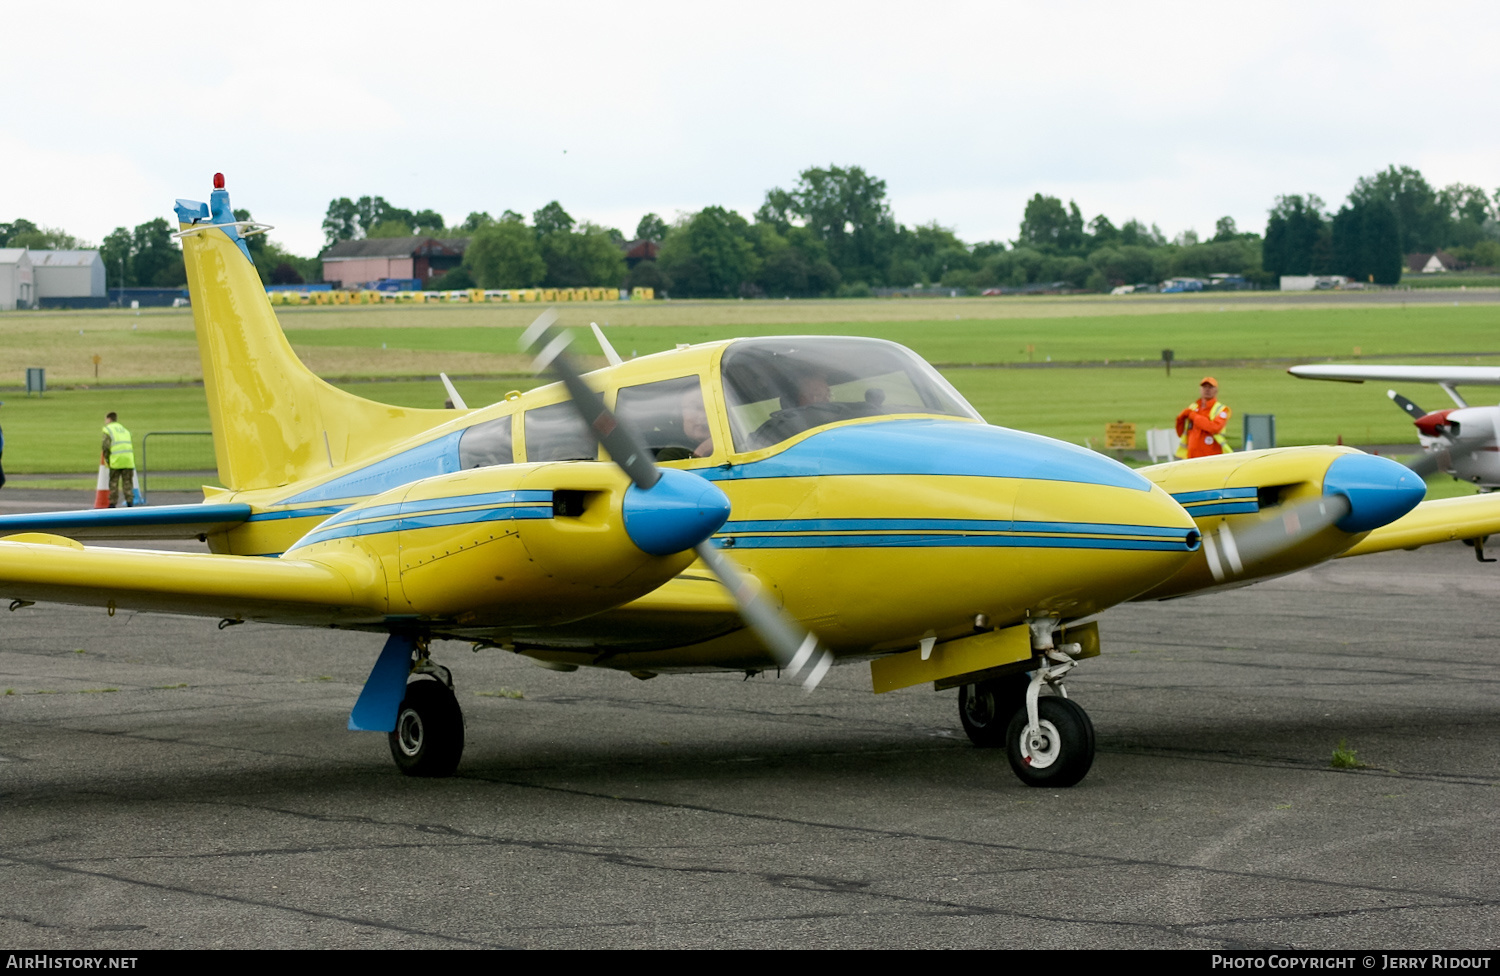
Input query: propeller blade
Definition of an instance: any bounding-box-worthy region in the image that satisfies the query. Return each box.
[520,311,833,690]
[1387,389,1426,421]
[693,541,834,690]
[1202,494,1352,582]
[521,310,659,490]
[1405,447,1450,479]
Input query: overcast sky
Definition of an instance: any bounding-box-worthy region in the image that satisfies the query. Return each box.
[5,1,1499,257]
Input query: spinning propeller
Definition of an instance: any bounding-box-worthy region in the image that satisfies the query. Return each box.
[1200,453,1425,584]
[1385,389,1480,478]
[520,310,834,690]
[1201,494,1353,582]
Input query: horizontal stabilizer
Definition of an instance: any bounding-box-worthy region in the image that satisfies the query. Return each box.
[1339,494,1500,557]
[0,503,251,541]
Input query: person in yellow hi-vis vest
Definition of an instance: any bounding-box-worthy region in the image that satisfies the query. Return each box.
[1174,376,1232,459]
[101,411,136,507]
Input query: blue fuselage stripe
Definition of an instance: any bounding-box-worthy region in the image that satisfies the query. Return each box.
[1170,488,1261,519]
[714,534,1192,551]
[291,506,551,549]
[721,517,1190,538]
[1179,501,1260,517]
[285,490,555,553]
[1170,488,1258,504]
[713,515,1198,552]
[315,490,553,528]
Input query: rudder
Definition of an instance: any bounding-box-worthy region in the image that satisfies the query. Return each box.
[176,176,453,492]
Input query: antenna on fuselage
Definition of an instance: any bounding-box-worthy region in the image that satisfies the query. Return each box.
[590,322,623,366]
[439,372,468,410]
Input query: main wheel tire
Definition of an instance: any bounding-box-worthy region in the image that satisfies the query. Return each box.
[388,679,465,777]
[1005,696,1095,788]
[958,674,1031,748]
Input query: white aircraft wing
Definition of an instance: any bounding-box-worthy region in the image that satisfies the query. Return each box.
[1289,365,1500,385]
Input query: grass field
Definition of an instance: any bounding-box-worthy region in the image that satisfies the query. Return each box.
[1,294,1496,503]
[5,295,1500,384]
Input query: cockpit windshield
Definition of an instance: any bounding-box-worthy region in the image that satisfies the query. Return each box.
[720,337,981,452]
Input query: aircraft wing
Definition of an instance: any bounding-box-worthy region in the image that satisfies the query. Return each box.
[1289,365,1500,385]
[1338,494,1500,557]
[0,532,384,624]
[0,503,251,541]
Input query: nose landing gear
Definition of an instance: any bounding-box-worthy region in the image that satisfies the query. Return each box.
[957,619,1097,787]
[1005,695,1094,787]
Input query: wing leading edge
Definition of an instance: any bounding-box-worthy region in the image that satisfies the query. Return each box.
[0,533,385,624]
[1289,365,1500,385]
[0,503,251,541]
[1338,494,1500,557]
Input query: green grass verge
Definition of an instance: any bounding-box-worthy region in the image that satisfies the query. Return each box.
[2,299,1496,485]
[0,368,1485,495]
[274,303,1500,366]
[7,297,1500,384]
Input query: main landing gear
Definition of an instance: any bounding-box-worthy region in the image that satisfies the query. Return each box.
[958,624,1096,788]
[389,659,466,778]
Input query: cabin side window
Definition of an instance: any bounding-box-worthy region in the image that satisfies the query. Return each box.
[522,402,599,462]
[457,416,514,468]
[614,376,715,461]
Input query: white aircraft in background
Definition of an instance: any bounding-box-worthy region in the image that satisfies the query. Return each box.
[1290,364,1500,559]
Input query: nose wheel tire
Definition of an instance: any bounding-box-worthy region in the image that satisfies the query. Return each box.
[1005,696,1095,788]
[388,679,465,777]
[958,674,1031,748]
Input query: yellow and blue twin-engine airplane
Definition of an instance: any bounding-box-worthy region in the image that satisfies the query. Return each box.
[3,176,1499,787]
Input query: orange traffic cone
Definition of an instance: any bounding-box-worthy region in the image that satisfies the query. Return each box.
[93,454,110,509]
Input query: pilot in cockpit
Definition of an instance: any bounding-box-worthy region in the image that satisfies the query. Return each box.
[749,367,888,448]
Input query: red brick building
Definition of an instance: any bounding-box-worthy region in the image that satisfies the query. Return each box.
[321,237,468,288]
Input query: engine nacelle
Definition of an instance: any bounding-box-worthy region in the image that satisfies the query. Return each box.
[285,462,729,627]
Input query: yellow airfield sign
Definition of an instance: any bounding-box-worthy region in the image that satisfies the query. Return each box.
[1105,422,1137,450]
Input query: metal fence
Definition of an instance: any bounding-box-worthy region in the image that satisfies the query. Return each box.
[138,431,219,496]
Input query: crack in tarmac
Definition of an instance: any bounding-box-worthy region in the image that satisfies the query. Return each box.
[20,780,1471,949]
[0,850,510,948]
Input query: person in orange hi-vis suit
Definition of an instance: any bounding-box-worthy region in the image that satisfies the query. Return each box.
[1175,376,1232,459]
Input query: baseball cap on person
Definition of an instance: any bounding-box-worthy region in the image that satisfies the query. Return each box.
[1199,376,1218,387]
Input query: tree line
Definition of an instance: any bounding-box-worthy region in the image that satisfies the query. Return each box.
[0,213,318,290]
[1263,167,1500,284]
[315,163,1499,297]
[6,164,1498,297]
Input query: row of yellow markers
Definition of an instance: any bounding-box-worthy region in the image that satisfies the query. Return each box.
[267,287,655,307]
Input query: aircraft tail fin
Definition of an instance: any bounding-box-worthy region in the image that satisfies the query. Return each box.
[177,176,453,492]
